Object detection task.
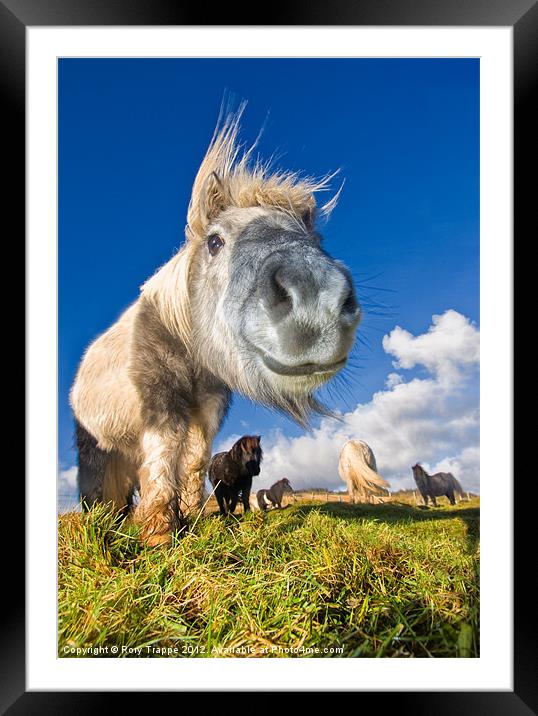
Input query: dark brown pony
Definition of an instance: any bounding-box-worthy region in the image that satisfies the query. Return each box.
[208,436,262,516]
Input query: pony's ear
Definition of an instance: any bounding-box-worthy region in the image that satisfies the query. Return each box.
[199,172,230,229]
[301,206,316,231]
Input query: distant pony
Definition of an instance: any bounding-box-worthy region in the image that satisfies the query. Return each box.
[256,478,293,511]
[338,440,390,504]
[208,435,262,516]
[411,463,464,506]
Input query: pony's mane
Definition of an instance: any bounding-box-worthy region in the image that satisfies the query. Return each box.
[230,434,262,461]
[237,434,259,447]
[340,440,389,498]
[186,103,342,241]
[141,249,193,348]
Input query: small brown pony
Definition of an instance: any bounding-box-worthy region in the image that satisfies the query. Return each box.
[208,435,262,516]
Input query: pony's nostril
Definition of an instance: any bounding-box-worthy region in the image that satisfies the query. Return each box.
[266,268,294,320]
[272,272,291,304]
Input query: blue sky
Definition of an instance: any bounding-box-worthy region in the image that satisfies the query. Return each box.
[59,58,479,500]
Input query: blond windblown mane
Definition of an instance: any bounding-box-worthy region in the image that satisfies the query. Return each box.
[186,102,342,240]
[338,440,390,503]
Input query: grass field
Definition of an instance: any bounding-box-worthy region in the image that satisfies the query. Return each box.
[58,496,479,658]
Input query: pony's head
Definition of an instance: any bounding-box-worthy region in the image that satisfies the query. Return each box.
[143,105,361,425]
[233,434,262,476]
[412,464,426,484]
[280,478,293,493]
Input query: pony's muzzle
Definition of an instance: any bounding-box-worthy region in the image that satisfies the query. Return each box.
[259,259,360,372]
[264,264,359,326]
[245,460,261,476]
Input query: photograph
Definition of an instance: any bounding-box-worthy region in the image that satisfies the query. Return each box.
[57,56,481,659]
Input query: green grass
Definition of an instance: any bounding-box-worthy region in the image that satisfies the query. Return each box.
[58,499,479,658]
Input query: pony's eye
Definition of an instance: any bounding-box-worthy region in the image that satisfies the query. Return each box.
[207,234,225,256]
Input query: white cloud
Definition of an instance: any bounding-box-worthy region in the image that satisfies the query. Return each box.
[218,310,480,495]
[427,446,480,493]
[383,309,479,383]
[385,372,403,389]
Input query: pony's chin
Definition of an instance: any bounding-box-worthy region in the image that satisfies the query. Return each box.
[261,353,347,378]
[262,361,343,395]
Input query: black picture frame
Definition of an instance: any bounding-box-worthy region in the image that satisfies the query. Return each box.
[10,0,533,711]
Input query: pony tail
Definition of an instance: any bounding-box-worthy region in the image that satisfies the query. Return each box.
[338,440,390,502]
[452,475,465,497]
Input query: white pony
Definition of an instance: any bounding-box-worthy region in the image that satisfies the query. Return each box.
[338,440,389,504]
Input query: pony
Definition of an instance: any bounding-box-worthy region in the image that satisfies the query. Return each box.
[70,104,361,545]
[207,435,262,516]
[338,440,390,504]
[411,464,464,506]
[256,478,293,511]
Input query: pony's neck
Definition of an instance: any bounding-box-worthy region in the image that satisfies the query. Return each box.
[141,244,194,350]
[415,468,428,485]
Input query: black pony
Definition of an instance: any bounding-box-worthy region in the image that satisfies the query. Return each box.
[257,478,293,511]
[411,463,465,506]
[208,435,262,516]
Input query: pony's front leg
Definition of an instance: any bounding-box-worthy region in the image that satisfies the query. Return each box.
[178,423,211,518]
[215,489,228,517]
[241,485,252,514]
[179,394,229,517]
[135,429,183,547]
[227,493,239,514]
